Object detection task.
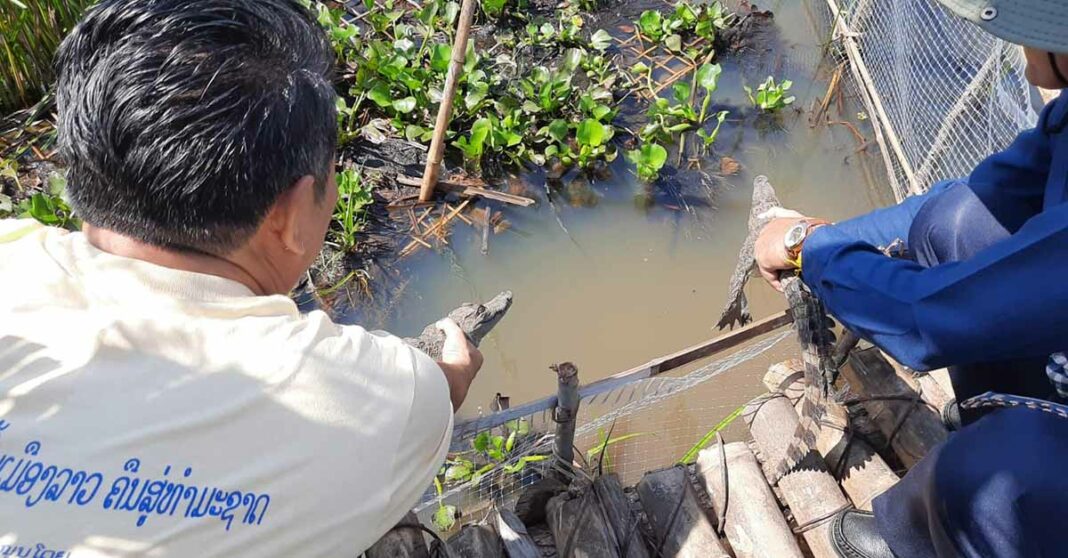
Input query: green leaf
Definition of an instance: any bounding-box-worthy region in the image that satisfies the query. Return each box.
[481,0,507,17]
[562,48,584,73]
[631,61,650,75]
[405,124,432,142]
[576,119,606,147]
[368,82,393,108]
[696,63,723,92]
[672,81,692,105]
[443,1,460,26]
[664,33,682,52]
[464,81,489,110]
[444,462,473,482]
[638,10,663,39]
[433,504,457,531]
[586,432,650,461]
[463,42,478,73]
[392,96,417,113]
[591,29,612,51]
[592,104,613,122]
[547,119,569,142]
[430,44,452,72]
[677,405,744,464]
[473,431,490,453]
[393,37,416,54]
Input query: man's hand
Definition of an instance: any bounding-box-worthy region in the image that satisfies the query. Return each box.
[435,318,484,410]
[754,208,807,291]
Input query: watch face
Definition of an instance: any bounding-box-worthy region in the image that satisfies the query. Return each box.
[785,223,806,249]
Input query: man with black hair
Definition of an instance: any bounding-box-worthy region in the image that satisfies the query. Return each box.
[0,0,480,555]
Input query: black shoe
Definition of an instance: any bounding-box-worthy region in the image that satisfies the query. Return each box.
[831,509,895,558]
[941,398,962,431]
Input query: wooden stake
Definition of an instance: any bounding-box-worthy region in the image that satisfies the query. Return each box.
[419,0,478,202]
[551,362,580,482]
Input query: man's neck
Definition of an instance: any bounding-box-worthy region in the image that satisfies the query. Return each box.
[82,225,271,295]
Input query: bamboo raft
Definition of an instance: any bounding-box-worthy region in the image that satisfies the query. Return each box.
[367,340,954,558]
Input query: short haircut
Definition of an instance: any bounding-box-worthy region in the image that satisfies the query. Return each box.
[55,0,337,253]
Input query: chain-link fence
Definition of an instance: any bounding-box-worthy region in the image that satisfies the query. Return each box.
[819,0,1041,201]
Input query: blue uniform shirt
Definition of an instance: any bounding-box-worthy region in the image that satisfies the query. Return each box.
[801,90,1068,371]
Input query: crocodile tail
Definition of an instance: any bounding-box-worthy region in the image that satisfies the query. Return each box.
[768,385,826,483]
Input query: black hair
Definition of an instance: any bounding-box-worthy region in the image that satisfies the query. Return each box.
[55,0,337,253]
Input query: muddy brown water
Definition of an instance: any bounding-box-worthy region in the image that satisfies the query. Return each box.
[340,0,895,427]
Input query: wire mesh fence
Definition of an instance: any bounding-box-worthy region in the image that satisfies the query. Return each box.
[414,328,794,526]
[817,0,1040,201]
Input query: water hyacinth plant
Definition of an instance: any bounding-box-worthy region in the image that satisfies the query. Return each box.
[745,76,796,112]
[306,0,627,175]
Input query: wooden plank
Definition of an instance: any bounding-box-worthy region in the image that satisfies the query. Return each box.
[844,347,948,467]
[696,442,804,558]
[745,396,848,558]
[636,467,730,558]
[454,310,793,436]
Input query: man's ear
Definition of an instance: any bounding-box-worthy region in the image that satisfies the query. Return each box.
[266,175,318,256]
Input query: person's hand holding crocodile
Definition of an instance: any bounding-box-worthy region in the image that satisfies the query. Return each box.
[435,318,484,409]
[754,208,826,292]
[404,290,512,409]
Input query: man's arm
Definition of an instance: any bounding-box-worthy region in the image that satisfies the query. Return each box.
[799,202,1068,370]
[964,103,1055,232]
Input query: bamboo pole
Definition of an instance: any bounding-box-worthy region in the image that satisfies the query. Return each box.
[745,396,849,558]
[636,467,730,558]
[419,0,478,201]
[696,443,804,558]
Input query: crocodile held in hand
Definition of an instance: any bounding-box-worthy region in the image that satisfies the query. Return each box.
[715,176,841,483]
[404,291,513,360]
[716,175,782,330]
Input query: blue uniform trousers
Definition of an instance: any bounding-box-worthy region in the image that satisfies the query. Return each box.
[824,180,1068,557]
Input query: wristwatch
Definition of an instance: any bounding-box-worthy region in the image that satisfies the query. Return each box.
[784,219,830,269]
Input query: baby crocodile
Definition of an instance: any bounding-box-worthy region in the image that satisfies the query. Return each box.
[716,175,783,330]
[404,291,513,360]
[715,176,841,482]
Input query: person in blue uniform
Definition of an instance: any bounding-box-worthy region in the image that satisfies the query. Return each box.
[754,1,1068,556]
